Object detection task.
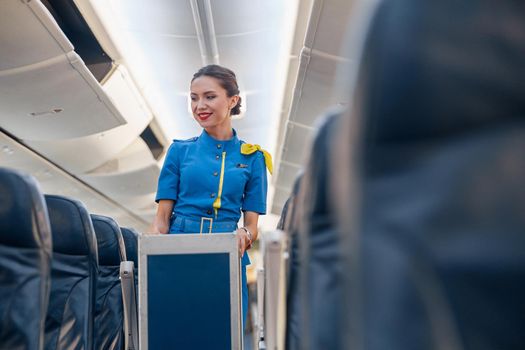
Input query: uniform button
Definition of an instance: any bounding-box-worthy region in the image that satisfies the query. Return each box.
[213,171,218,176]
[217,144,222,149]
[210,193,216,198]
[207,209,212,215]
[216,155,220,160]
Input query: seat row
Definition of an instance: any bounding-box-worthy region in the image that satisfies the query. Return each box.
[0,167,139,350]
[261,0,525,349]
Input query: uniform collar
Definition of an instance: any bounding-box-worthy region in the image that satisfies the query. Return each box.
[199,128,240,151]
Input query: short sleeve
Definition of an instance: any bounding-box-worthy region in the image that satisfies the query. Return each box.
[242,151,268,214]
[155,143,180,203]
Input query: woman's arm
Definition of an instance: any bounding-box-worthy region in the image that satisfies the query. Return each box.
[237,210,259,256]
[150,199,175,234]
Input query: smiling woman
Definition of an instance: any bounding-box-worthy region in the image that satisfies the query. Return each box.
[151,64,273,328]
[190,65,241,136]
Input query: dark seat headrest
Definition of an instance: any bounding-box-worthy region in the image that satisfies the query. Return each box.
[120,227,139,266]
[357,0,525,144]
[0,167,52,251]
[44,195,98,261]
[91,214,126,266]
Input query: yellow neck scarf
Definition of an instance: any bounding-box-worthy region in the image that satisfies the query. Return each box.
[240,143,273,175]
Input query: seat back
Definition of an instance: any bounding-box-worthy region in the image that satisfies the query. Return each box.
[283,173,303,350]
[44,195,98,350]
[0,167,52,350]
[91,214,126,350]
[120,227,138,267]
[334,1,525,349]
[294,112,343,350]
[120,227,139,350]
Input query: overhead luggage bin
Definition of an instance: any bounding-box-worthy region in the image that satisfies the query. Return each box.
[79,137,160,221]
[139,233,243,350]
[24,65,153,174]
[81,138,159,198]
[0,0,72,71]
[273,0,355,214]
[0,0,126,141]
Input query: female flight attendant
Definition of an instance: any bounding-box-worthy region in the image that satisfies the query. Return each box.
[151,64,272,326]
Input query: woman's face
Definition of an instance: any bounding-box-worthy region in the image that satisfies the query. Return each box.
[190,76,238,130]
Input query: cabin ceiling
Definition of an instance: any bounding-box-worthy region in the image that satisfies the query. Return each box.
[0,0,356,230]
[272,0,356,215]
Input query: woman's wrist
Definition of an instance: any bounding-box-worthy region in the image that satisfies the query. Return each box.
[239,227,253,247]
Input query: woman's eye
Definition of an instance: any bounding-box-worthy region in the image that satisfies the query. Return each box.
[190,96,197,101]
[206,95,216,100]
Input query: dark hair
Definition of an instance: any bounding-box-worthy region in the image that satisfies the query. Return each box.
[192,64,242,115]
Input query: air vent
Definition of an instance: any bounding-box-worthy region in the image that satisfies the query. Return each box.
[41,0,112,82]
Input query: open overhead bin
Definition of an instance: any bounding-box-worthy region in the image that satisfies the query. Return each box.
[0,0,126,140]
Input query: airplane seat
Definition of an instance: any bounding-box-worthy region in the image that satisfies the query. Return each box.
[91,214,127,350]
[120,227,139,267]
[282,173,303,350]
[276,190,293,232]
[120,226,139,296]
[293,111,343,350]
[44,195,98,350]
[119,227,139,350]
[0,168,52,350]
[333,0,525,349]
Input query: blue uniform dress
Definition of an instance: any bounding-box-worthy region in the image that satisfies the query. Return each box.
[155,128,268,326]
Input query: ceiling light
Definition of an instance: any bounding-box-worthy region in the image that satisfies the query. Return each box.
[190,0,219,65]
[2,145,14,155]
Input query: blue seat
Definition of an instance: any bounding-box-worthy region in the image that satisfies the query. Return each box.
[120,227,139,268]
[91,214,126,350]
[335,0,525,349]
[119,226,139,350]
[281,174,303,350]
[44,195,98,350]
[0,167,52,350]
[291,112,343,350]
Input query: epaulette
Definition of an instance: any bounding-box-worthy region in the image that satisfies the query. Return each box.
[172,136,198,143]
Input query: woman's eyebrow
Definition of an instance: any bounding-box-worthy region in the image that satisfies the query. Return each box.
[190,90,217,95]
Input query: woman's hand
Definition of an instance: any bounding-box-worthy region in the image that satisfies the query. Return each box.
[150,200,174,234]
[236,227,252,256]
[149,220,169,235]
[237,211,259,256]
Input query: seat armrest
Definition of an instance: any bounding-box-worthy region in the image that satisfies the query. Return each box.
[120,261,139,350]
